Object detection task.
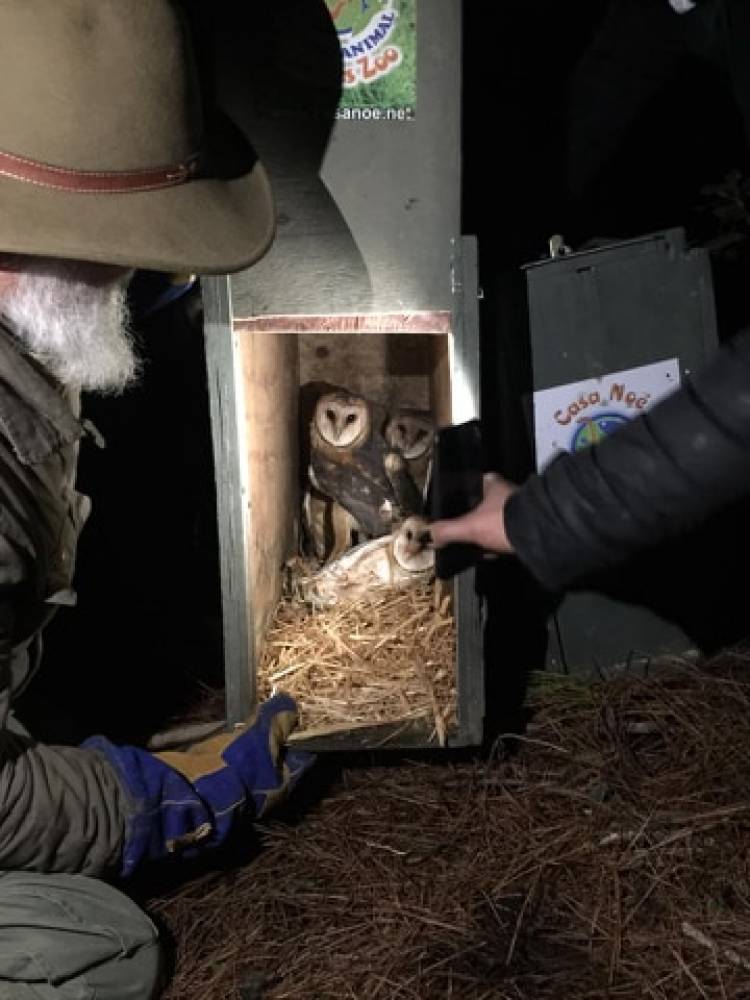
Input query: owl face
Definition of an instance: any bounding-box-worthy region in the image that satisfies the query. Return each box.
[314,391,370,449]
[385,410,434,460]
[392,517,434,573]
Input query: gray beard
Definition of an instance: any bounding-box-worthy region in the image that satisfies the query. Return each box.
[0,262,139,394]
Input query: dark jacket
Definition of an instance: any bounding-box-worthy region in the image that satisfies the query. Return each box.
[0,319,125,875]
[504,327,750,592]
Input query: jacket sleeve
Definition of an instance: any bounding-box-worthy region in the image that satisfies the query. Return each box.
[0,538,127,876]
[504,327,750,591]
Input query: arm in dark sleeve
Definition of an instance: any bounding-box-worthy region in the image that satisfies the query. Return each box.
[504,328,750,591]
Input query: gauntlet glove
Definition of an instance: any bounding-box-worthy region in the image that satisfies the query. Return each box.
[84,693,312,877]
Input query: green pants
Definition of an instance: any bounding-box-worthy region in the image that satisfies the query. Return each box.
[0,872,162,999]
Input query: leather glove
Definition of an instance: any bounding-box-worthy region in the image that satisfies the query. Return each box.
[84,693,313,877]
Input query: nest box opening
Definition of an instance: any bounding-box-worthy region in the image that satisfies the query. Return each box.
[232,314,459,746]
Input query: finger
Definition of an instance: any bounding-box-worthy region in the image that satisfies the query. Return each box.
[429,516,473,548]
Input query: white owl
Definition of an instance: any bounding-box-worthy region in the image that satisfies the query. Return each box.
[300,517,434,608]
[312,389,371,451]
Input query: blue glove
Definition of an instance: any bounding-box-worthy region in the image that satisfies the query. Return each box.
[84,693,313,877]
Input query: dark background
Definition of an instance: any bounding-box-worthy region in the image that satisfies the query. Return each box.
[17,1,750,745]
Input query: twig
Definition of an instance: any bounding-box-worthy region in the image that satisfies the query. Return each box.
[682,922,750,973]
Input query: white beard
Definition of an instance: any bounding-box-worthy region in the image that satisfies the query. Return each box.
[0,261,139,394]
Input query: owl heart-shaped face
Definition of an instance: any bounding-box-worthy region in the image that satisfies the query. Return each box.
[385,411,434,460]
[314,391,371,448]
[392,517,435,573]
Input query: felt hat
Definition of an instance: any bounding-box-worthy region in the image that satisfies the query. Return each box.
[0,0,274,274]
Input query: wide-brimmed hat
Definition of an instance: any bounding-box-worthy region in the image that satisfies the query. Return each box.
[0,0,274,274]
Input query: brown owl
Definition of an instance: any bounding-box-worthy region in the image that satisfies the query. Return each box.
[309,388,399,540]
[384,408,435,501]
[300,516,434,608]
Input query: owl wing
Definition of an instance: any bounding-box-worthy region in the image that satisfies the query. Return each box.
[385,457,423,517]
[310,449,393,538]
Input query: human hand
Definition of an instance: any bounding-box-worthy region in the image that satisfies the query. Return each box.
[429,473,519,555]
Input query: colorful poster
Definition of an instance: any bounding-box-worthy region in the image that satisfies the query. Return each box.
[533,358,681,472]
[326,0,417,121]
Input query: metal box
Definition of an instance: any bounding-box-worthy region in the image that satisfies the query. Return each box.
[524,228,719,674]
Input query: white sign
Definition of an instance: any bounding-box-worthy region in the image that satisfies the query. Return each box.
[533,358,681,472]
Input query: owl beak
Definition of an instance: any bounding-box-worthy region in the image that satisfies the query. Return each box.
[404,529,433,558]
[418,529,433,549]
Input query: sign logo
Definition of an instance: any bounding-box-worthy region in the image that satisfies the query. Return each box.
[532,358,681,472]
[571,412,630,451]
[326,0,416,120]
[331,0,401,89]
[332,0,396,41]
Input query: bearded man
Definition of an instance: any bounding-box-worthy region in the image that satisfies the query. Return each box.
[0,3,310,998]
[0,258,138,392]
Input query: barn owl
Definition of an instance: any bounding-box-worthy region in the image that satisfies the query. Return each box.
[384,409,435,500]
[309,388,400,541]
[300,517,435,608]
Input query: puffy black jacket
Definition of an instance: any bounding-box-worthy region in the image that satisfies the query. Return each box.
[504,327,750,591]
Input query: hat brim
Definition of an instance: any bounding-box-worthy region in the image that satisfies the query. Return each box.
[0,159,275,275]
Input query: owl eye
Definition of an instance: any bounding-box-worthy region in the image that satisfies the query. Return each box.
[405,529,413,542]
[325,408,336,422]
[397,423,406,435]
[345,413,358,425]
[415,429,428,440]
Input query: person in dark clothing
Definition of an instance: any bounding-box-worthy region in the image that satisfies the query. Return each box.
[433,1,750,621]
[430,325,750,595]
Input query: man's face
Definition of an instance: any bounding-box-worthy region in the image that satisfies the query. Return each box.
[0,255,139,394]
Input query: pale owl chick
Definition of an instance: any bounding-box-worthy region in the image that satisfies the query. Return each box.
[300,516,434,608]
[384,408,435,501]
[309,388,399,542]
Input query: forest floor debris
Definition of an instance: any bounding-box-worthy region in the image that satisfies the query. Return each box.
[148,650,750,999]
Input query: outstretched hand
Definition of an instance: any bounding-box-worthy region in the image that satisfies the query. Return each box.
[430,473,519,555]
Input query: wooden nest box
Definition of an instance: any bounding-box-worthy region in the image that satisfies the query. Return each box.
[200,0,483,750]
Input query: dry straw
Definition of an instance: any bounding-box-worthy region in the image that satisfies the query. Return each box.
[149,650,750,999]
[257,583,457,745]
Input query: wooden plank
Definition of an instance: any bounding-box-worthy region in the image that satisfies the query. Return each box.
[449,237,484,747]
[238,331,300,662]
[300,332,437,412]
[201,276,253,725]
[235,312,451,335]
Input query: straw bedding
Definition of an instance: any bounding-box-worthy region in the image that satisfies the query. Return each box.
[148,651,750,999]
[257,583,457,744]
